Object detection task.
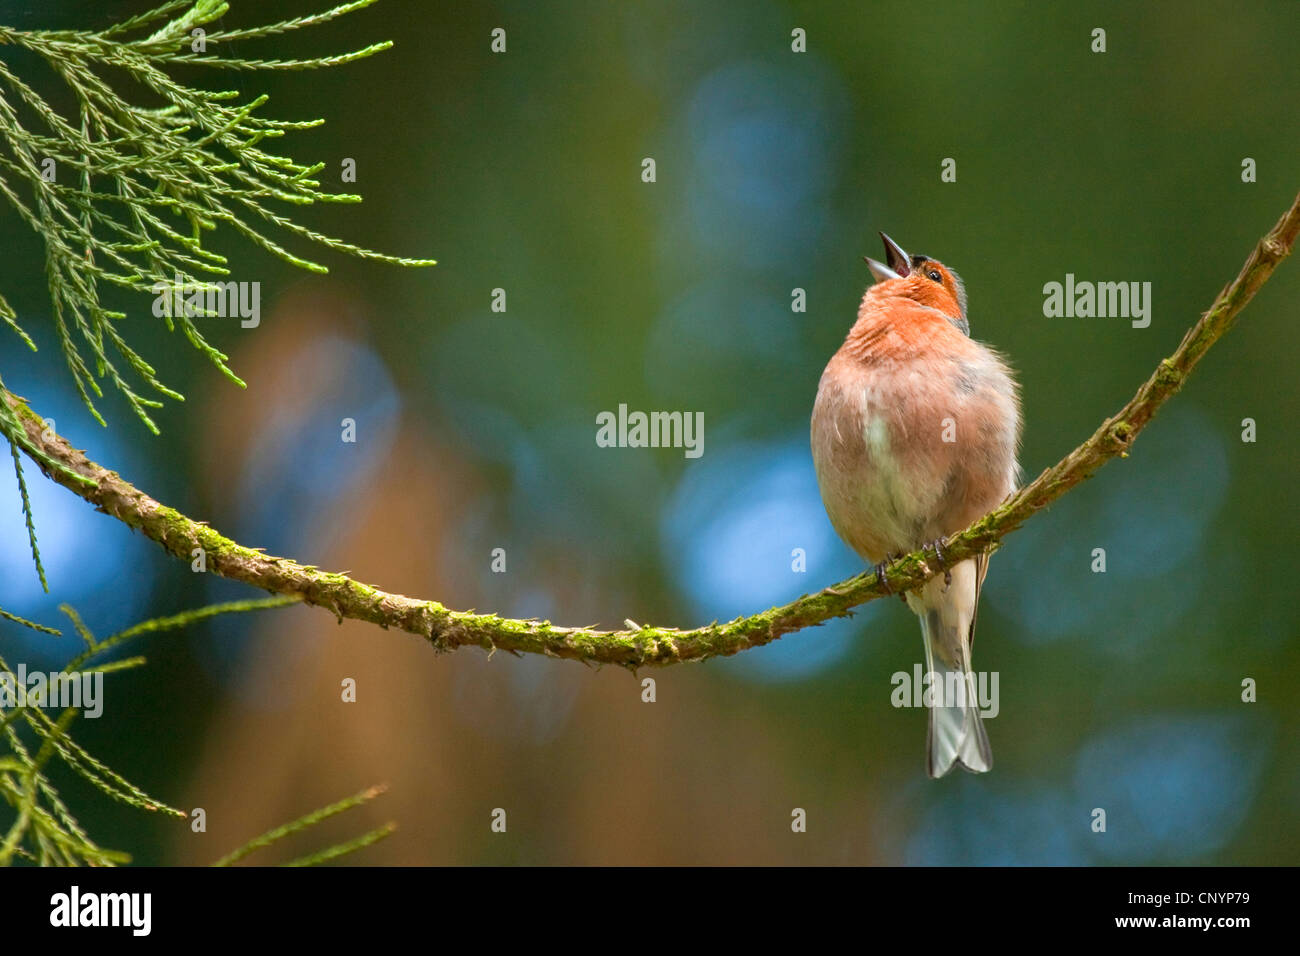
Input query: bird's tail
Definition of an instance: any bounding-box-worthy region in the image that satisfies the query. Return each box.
[920,608,991,777]
[910,560,992,778]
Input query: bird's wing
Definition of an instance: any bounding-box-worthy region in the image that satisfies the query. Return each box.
[968,550,990,650]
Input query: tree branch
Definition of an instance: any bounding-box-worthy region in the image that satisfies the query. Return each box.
[5,191,1297,667]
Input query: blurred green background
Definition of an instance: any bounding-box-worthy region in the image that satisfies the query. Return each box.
[1,0,1297,864]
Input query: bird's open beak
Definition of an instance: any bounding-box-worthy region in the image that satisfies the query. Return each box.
[880,232,911,276]
[863,257,899,283]
[864,232,911,283]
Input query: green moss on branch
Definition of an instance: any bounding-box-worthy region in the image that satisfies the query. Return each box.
[3,191,1297,666]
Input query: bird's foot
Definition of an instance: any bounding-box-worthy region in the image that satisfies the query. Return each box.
[874,558,892,595]
[925,538,952,586]
[875,553,909,602]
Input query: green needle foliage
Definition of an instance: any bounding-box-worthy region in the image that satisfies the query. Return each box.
[0,596,394,866]
[0,0,434,588]
[213,784,394,867]
[0,0,434,435]
[0,0,414,869]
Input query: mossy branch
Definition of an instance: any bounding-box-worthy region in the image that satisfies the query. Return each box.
[4,191,1298,667]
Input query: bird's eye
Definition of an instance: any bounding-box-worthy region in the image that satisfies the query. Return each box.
[927,270,942,282]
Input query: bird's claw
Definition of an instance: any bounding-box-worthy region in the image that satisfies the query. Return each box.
[925,538,953,586]
[874,559,892,595]
[876,553,910,602]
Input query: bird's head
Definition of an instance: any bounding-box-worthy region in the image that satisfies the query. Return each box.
[864,232,968,333]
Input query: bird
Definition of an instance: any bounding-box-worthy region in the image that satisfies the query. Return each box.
[810,233,1021,777]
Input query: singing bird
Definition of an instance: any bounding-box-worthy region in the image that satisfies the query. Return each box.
[810,234,1021,777]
